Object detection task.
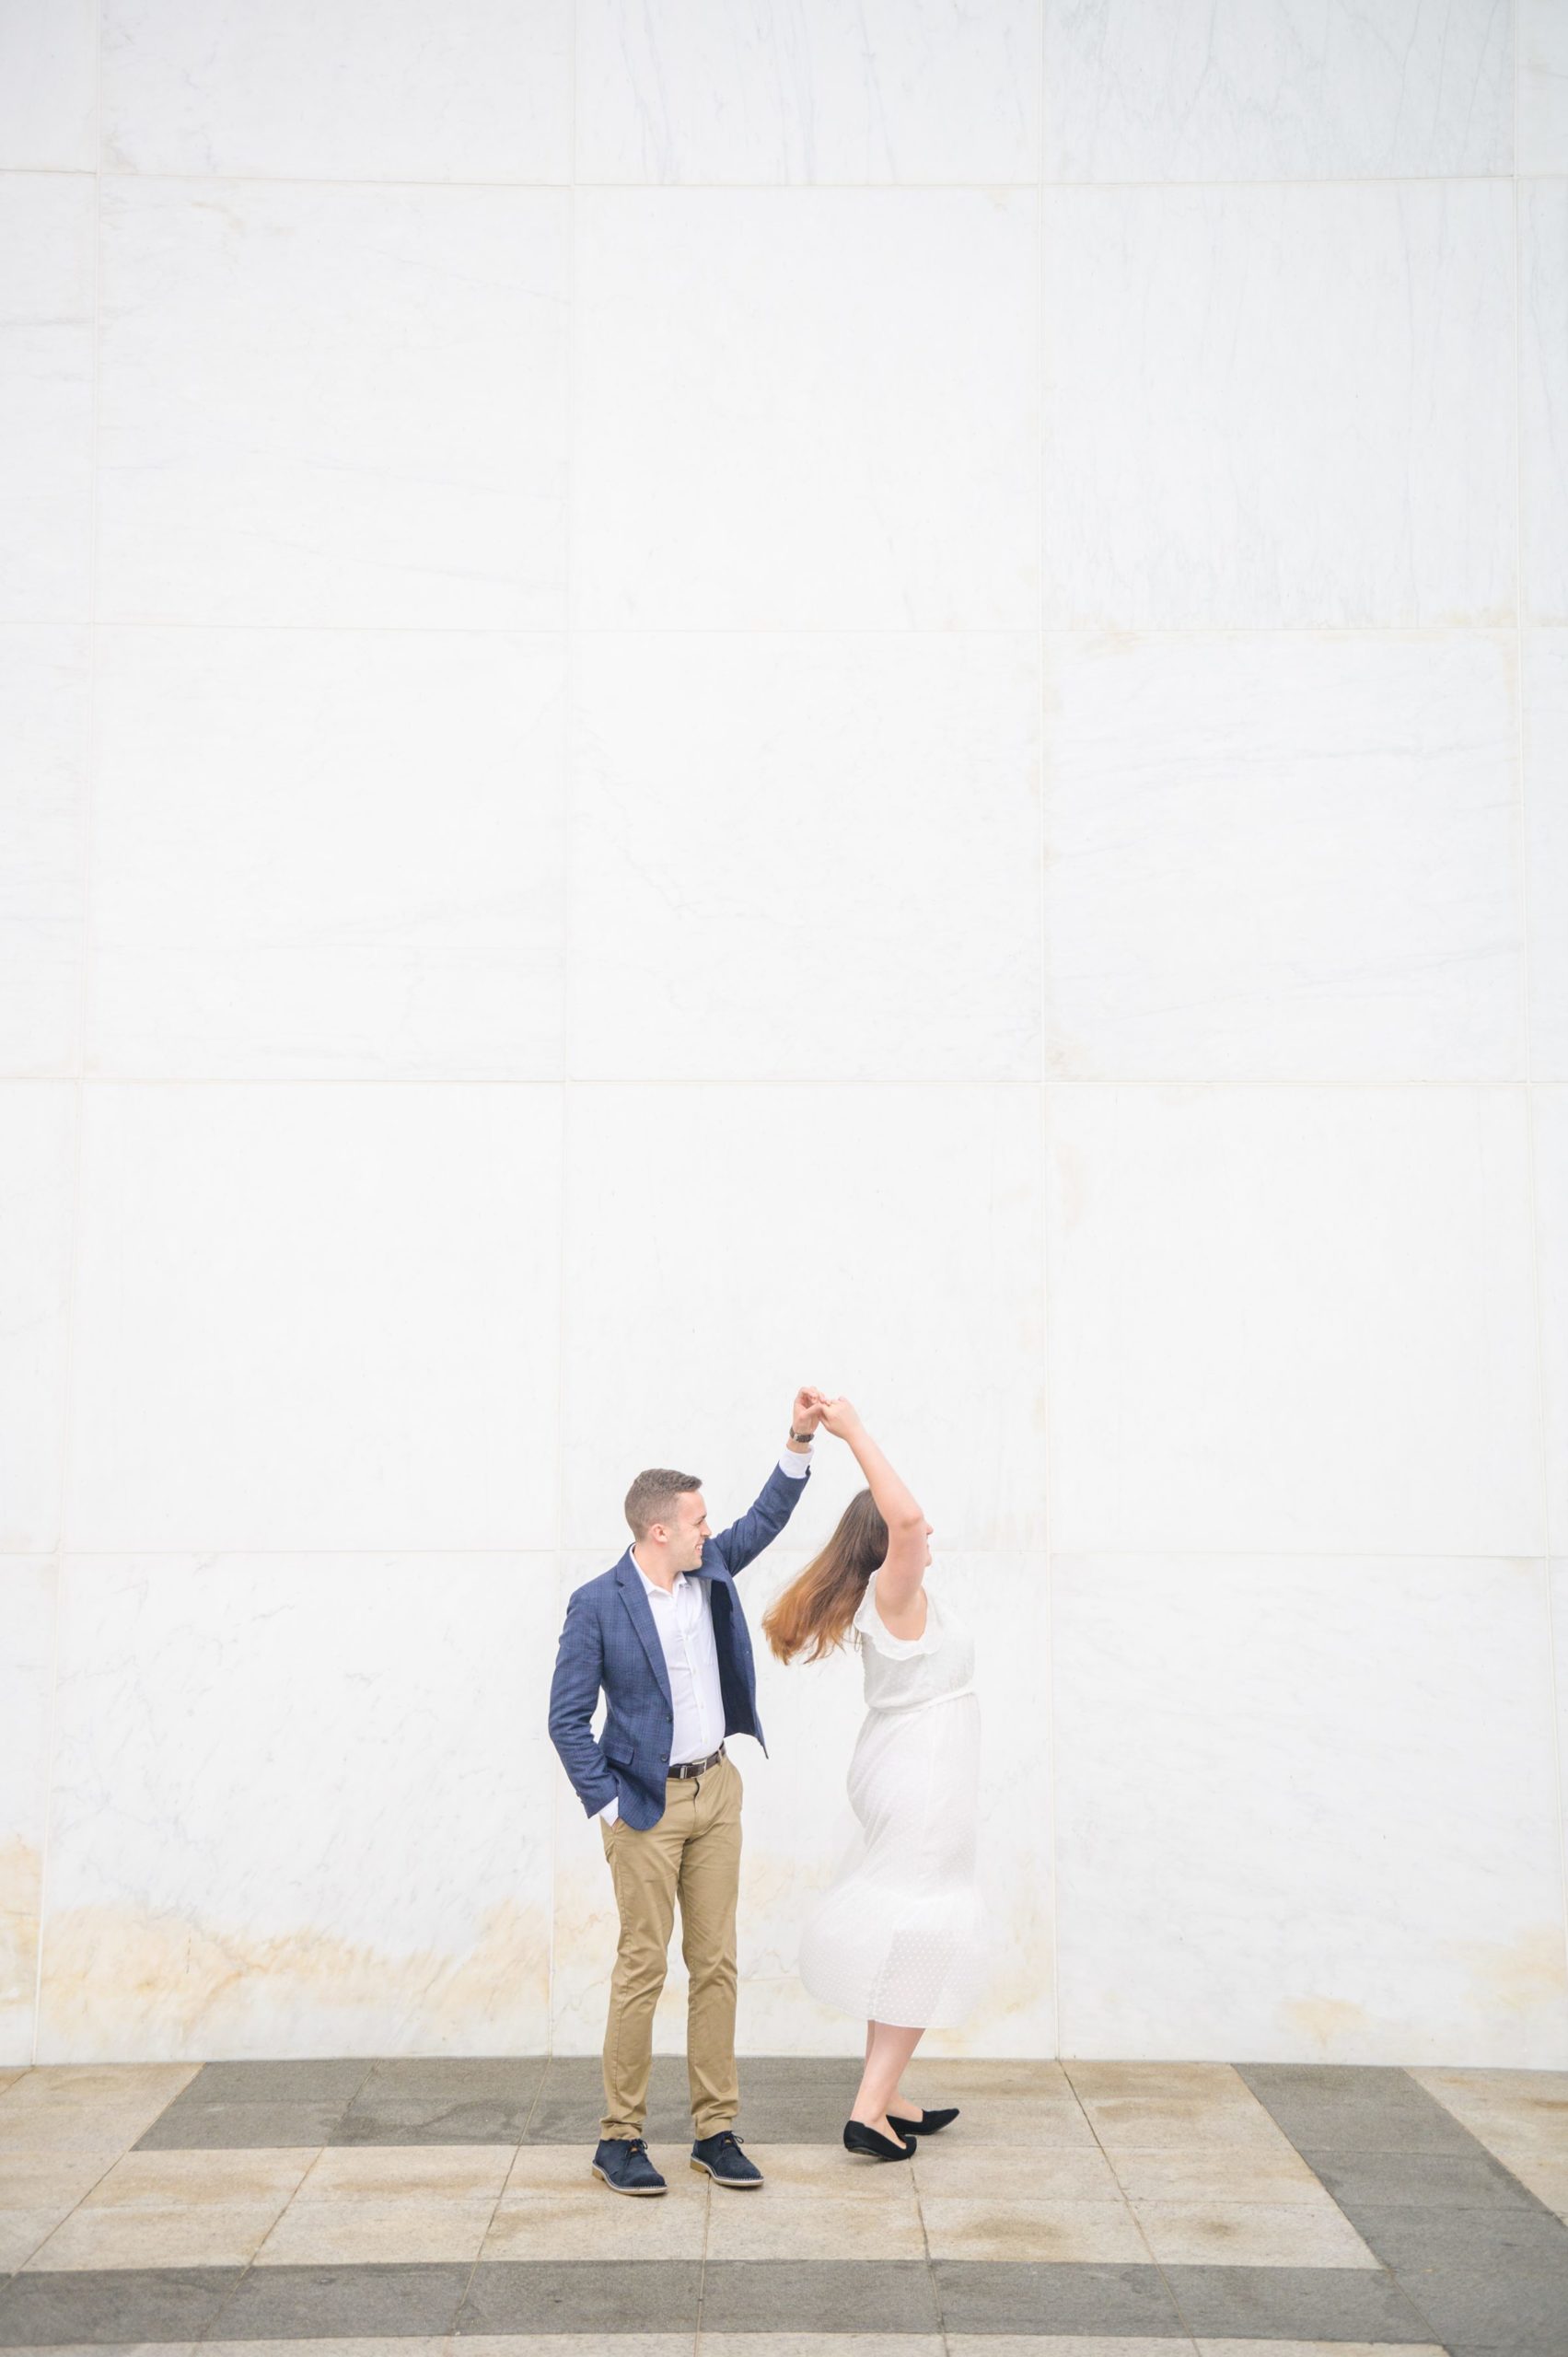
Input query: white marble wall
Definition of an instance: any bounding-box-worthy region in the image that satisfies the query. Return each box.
[2,0,1564,2070]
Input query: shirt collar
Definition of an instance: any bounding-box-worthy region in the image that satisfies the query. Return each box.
[630,1545,683,1597]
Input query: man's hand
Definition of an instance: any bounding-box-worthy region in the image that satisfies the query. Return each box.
[791,1386,829,1437]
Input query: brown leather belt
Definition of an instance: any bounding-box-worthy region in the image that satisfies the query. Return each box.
[668,1744,725,1779]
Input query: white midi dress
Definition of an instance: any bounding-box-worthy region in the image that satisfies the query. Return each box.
[796,1576,983,2030]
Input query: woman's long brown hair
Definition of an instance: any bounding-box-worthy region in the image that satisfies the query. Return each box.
[761,1487,889,1664]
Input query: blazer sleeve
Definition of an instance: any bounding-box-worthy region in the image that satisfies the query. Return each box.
[706,1458,811,1577]
[547,1585,619,1818]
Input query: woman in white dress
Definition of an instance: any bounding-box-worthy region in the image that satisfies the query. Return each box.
[761,1398,981,2160]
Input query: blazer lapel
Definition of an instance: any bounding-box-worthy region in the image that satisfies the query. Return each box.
[616,1552,673,1711]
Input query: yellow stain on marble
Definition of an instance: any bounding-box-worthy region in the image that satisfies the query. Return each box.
[1274,1996,1371,2050]
[1450,1924,1568,2021]
[33,1896,551,2055]
[0,1838,42,2007]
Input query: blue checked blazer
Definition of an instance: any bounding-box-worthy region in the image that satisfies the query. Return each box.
[548,1457,811,1832]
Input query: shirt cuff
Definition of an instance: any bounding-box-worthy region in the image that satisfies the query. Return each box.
[597,1793,620,1825]
[778,1444,812,1479]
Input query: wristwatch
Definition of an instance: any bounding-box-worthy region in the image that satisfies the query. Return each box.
[788,1427,815,1445]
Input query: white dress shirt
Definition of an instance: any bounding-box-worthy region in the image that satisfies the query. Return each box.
[598,1446,811,1825]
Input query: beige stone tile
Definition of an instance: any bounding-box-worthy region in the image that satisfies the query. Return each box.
[1195,2346,1446,2357]
[1076,2095,1295,2153]
[24,2201,281,2270]
[1132,2200,1377,2269]
[0,2208,71,2269]
[1412,2064,1568,2154]
[923,2097,1098,2147]
[0,2151,120,2207]
[0,2064,195,2158]
[298,2143,511,2200]
[1065,2061,1255,2105]
[0,2112,147,2154]
[0,2064,197,2108]
[717,2143,919,2200]
[503,2142,691,2193]
[23,2347,201,2357]
[1107,2144,1325,2204]
[704,2189,926,2260]
[85,2146,318,2207]
[912,2142,1121,2200]
[948,2344,1197,2357]
[204,2344,452,2357]
[460,2340,694,2357]
[1416,2063,1568,2100]
[256,2198,495,2265]
[204,2344,451,2357]
[483,2185,707,2260]
[0,2066,192,2153]
[920,2195,1149,2263]
[1505,2152,1568,2212]
[699,2340,943,2357]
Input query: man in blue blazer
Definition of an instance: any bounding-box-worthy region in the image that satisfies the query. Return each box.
[549,1387,823,2196]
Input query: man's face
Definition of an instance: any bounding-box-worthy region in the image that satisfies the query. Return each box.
[656,1490,710,1574]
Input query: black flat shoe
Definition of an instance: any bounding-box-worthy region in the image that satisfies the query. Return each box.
[842,2118,915,2161]
[889,2105,959,2136]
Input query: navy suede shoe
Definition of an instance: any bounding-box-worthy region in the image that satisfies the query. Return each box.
[592,2136,667,2195]
[691,2129,763,2188]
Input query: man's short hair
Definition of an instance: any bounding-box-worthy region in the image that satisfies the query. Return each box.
[624,1468,702,1540]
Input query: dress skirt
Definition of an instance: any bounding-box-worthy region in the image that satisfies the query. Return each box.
[796,1688,984,2030]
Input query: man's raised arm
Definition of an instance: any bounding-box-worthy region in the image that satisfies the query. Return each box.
[706,1387,824,1574]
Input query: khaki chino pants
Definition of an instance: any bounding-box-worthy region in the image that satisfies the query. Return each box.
[598,1750,742,2142]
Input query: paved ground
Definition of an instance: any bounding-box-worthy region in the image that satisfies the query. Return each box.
[0,2056,1565,2352]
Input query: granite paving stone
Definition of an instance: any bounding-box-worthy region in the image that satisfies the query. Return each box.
[177,2061,374,2106]
[206,2259,473,2339]
[329,2095,540,2146]
[701,2258,939,2333]
[134,2102,350,2153]
[1347,2199,1568,2274]
[932,2258,1187,2336]
[1161,2261,1443,2340]
[350,2058,547,2100]
[1238,2067,1478,2154]
[1,2055,1563,2352]
[1384,2262,1568,2349]
[1446,2345,1568,2357]
[1297,2145,1553,2211]
[454,2258,703,2333]
[0,2262,242,2346]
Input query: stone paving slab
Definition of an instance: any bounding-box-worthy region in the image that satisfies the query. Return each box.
[0,2061,1563,2347]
